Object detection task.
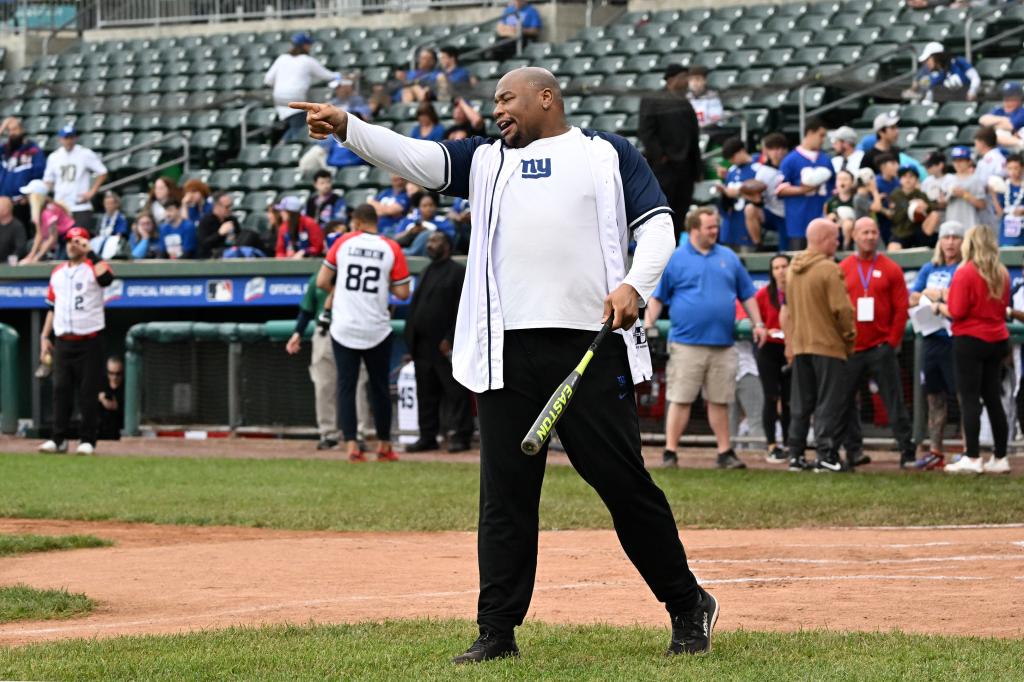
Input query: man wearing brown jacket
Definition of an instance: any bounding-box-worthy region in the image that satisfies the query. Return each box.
[782,218,856,472]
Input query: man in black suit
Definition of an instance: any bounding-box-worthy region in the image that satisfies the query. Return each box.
[637,64,704,243]
[404,231,474,453]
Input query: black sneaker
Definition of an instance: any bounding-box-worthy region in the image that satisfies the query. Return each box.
[850,453,872,467]
[663,449,678,468]
[716,449,746,470]
[447,438,471,453]
[404,438,439,453]
[766,446,788,464]
[668,589,720,655]
[316,438,338,451]
[451,629,519,664]
[788,454,809,472]
[899,448,917,469]
[814,457,845,473]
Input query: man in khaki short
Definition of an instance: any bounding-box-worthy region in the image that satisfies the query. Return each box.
[645,207,767,469]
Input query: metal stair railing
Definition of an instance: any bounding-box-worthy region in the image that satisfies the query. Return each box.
[98,131,191,193]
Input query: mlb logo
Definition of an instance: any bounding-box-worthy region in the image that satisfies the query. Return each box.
[206,279,233,302]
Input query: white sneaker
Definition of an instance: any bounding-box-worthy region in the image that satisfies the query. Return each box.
[75,442,95,455]
[945,455,983,474]
[39,440,67,454]
[983,456,1011,474]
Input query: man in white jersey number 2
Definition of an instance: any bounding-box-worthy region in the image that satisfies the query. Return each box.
[293,67,718,662]
[38,227,114,455]
[317,203,410,462]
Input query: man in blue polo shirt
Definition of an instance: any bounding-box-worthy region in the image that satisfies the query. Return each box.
[980,81,1024,150]
[645,206,767,470]
[496,0,542,42]
[777,116,834,251]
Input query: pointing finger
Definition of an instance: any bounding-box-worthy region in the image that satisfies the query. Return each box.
[288,101,319,112]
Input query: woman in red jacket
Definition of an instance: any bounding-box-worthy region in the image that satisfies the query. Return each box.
[755,254,791,463]
[274,196,324,258]
[938,226,1011,474]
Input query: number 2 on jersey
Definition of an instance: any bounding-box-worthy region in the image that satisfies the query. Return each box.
[344,264,381,293]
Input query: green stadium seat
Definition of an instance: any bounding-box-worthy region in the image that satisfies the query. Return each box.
[612,95,642,114]
[846,27,882,46]
[827,45,864,65]
[712,6,745,21]
[104,131,135,151]
[642,35,685,55]
[576,95,616,116]
[789,47,829,67]
[913,126,958,148]
[636,73,668,91]
[711,34,746,52]
[120,192,148,218]
[915,23,952,43]
[899,103,940,126]
[736,69,773,88]
[744,5,776,19]
[707,70,738,91]
[187,91,217,108]
[635,23,669,40]
[955,125,979,145]
[468,61,501,80]
[854,103,899,128]
[933,101,978,125]
[190,129,223,154]
[879,26,916,44]
[863,9,899,28]
[606,25,636,41]
[271,168,305,191]
[552,41,585,59]
[241,168,274,191]
[134,62,164,78]
[126,149,162,173]
[269,144,303,168]
[765,16,797,33]
[214,73,245,91]
[362,67,392,85]
[559,58,595,78]
[690,52,725,70]
[522,42,554,60]
[335,167,370,190]
[209,168,243,190]
[23,116,50,135]
[976,59,1010,81]
[568,75,604,93]
[624,54,660,73]
[848,62,880,83]
[591,113,627,133]
[592,56,627,76]
[567,114,593,129]
[241,190,277,213]
[807,28,847,47]
[680,8,712,22]
[775,2,811,16]
[499,58,531,73]
[612,38,649,56]
[743,33,779,51]
[699,20,733,37]
[720,50,758,70]
[131,76,162,94]
[665,21,700,38]
[795,14,831,31]
[897,127,920,148]
[693,180,720,204]
[582,39,616,58]
[232,144,270,168]
[76,113,105,132]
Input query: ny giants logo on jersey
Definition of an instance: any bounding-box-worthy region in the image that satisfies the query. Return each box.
[521,158,551,179]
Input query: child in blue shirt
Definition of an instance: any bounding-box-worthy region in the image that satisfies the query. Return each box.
[995,154,1024,247]
[717,138,760,250]
[871,153,900,244]
[158,199,197,259]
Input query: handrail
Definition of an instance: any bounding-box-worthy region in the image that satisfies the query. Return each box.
[963,1,1014,63]
[98,131,190,193]
[965,21,1024,69]
[799,44,919,137]
[408,16,502,72]
[699,109,765,160]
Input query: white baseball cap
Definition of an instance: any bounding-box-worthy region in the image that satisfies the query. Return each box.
[873,111,900,132]
[830,126,858,144]
[19,179,48,196]
[329,77,354,89]
[919,41,945,62]
[274,196,303,213]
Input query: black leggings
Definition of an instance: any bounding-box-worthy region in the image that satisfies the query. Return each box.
[332,334,393,443]
[755,342,790,446]
[953,336,1009,459]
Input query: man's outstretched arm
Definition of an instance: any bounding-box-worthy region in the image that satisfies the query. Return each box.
[290,101,450,192]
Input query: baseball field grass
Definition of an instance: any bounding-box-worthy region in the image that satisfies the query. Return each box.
[0,452,1022,530]
[0,586,93,624]
[1,619,1022,681]
[0,534,111,557]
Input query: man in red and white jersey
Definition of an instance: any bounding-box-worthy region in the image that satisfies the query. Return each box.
[317,204,411,462]
[39,226,114,455]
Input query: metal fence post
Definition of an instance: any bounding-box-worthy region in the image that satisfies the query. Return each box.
[228,341,242,431]
[912,334,925,446]
[124,347,142,436]
[0,324,20,434]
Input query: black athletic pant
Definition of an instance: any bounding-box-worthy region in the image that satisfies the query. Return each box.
[413,340,473,443]
[788,353,846,461]
[755,342,790,447]
[654,164,695,244]
[841,344,914,456]
[475,329,700,635]
[332,335,392,443]
[954,336,1009,459]
[52,335,104,445]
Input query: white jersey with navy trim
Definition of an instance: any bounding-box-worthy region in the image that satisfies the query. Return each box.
[42,145,108,213]
[337,115,676,391]
[46,260,107,336]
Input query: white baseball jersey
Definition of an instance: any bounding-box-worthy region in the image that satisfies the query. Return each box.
[46,260,108,336]
[324,230,410,349]
[43,145,108,213]
[264,54,340,120]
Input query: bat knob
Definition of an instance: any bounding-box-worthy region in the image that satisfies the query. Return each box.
[521,438,542,456]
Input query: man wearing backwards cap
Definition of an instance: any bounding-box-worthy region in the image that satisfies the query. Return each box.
[265,32,342,143]
[637,64,702,242]
[42,124,107,231]
[861,112,901,175]
[38,226,114,456]
[830,126,863,175]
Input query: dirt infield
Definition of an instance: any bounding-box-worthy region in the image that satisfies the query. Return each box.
[0,518,1021,646]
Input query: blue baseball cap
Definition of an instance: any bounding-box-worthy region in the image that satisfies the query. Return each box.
[950,146,972,160]
[291,32,313,46]
[56,124,78,138]
[1002,81,1023,98]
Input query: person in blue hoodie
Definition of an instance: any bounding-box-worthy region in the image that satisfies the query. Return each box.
[0,116,46,226]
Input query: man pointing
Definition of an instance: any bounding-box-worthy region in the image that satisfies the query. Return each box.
[292,67,719,662]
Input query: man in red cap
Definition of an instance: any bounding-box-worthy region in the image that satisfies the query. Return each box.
[38,226,114,455]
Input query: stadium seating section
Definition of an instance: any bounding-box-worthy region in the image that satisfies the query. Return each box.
[1,0,1022,234]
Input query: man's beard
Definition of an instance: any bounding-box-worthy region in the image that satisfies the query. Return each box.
[7,135,23,148]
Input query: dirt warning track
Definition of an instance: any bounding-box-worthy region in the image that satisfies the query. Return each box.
[0,519,1021,646]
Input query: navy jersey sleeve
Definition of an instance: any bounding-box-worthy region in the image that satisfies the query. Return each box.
[438,136,493,199]
[590,130,672,229]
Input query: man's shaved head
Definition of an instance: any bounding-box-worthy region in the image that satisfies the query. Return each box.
[493,67,569,148]
[806,218,840,257]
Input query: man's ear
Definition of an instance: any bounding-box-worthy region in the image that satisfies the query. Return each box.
[540,88,553,111]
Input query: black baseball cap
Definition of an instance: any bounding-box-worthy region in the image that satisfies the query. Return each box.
[664,64,687,80]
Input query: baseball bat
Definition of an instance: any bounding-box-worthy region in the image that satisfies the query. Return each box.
[520,318,615,456]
